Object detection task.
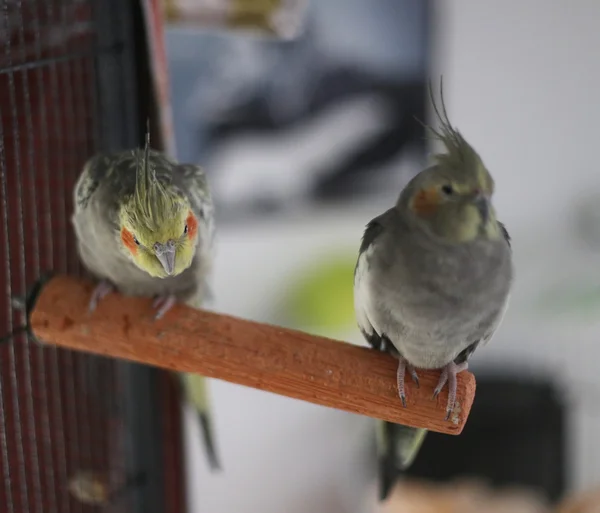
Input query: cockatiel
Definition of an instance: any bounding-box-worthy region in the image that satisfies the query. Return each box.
[354,85,514,501]
[71,127,221,470]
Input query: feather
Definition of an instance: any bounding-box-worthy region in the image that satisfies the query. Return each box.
[418,77,489,185]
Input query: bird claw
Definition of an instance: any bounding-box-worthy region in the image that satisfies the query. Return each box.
[432,361,469,419]
[432,369,447,399]
[88,280,115,312]
[397,358,420,407]
[152,294,177,320]
[409,367,420,389]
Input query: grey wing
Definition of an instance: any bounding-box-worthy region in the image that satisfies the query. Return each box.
[177,163,215,304]
[462,221,512,356]
[74,153,129,210]
[478,219,512,346]
[353,211,392,351]
[478,290,510,350]
[450,221,512,364]
[176,164,213,221]
[452,293,510,365]
[498,221,511,249]
[74,155,104,210]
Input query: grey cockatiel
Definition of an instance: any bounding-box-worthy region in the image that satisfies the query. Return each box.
[71,127,221,471]
[354,88,514,501]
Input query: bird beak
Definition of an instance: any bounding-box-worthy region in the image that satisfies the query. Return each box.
[155,242,176,276]
[472,192,490,224]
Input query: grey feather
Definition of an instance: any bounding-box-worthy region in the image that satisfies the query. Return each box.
[354,206,513,501]
[376,422,428,501]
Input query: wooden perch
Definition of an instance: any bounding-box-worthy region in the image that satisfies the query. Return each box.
[29,275,476,434]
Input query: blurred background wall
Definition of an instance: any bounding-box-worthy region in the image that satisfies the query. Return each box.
[431,0,600,492]
[164,1,600,512]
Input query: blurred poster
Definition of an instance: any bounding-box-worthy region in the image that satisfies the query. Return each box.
[162,0,310,40]
[166,0,431,222]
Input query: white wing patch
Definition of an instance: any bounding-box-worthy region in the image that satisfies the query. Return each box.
[353,244,380,339]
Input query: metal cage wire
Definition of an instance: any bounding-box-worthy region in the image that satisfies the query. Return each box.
[0,1,185,512]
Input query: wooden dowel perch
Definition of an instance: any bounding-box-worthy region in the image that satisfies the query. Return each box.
[29,275,476,434]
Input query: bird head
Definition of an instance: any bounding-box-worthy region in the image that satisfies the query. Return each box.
[117,133,199,278]
[398,81,501,243]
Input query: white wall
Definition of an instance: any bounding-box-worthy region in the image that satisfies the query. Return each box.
[431,0,600,491]
[183,2,600,511]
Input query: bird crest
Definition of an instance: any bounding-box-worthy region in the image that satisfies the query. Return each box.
[130,121,181,232]
[422,77,489,185]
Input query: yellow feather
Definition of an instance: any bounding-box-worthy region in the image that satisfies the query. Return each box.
[116,128,198,278]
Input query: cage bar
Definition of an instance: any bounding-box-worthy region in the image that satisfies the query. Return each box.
[0,0,185,511]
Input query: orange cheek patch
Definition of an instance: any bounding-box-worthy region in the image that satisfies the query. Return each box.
[186,212,198,239]
[120,228,137,255]
[410,187,440,217]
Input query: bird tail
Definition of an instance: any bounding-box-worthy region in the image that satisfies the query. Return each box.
[179,372,221,471]
[376,421,428,501]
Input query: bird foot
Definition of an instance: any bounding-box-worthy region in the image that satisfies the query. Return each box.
[432,361,469,420]
[396,358,420,408]
[89,280,115,312]
[152,294,177,320]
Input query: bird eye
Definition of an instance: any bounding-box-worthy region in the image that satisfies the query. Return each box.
[441,184,454,195]
[183,224,188,235]
[133,235,140,245]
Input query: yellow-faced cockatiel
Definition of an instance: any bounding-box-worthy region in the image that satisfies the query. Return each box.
[72,127,220,470]
[354,84,514,500]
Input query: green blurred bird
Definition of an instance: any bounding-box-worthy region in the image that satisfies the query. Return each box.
[354,84,514,501]
[71,126,221,471]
